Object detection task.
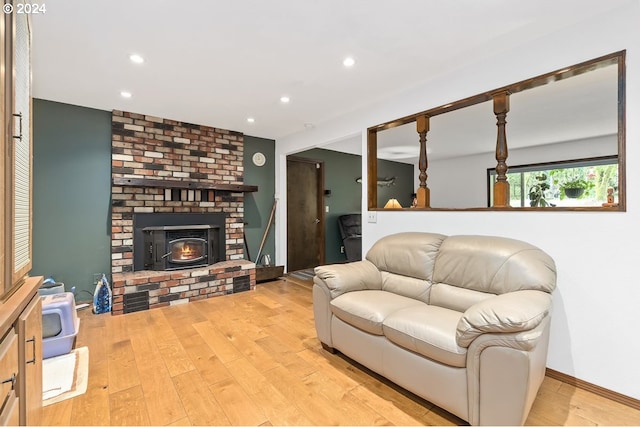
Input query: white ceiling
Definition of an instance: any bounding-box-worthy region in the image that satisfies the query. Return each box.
[360,63,619,163]
[31,0,626,142]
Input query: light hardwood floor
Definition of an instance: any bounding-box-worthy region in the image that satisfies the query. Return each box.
[42,278,640,426]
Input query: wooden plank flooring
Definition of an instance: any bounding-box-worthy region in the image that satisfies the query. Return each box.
[42,278,640,426]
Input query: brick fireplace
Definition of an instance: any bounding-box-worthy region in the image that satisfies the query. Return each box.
[109,110,257,315]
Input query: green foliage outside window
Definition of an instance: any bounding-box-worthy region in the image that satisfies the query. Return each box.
[489,158,618,207]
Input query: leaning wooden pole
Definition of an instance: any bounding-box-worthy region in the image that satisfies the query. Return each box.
[255,198,277,263]
[493,92,511,207]
[416,115,430,208]
[243,223,251,261]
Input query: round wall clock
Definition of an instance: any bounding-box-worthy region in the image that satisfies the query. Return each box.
[252,152,266,166]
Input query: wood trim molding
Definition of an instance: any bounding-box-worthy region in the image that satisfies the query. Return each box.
[112,177,258,193]
[546,368,640,411]
[366,129,377,210]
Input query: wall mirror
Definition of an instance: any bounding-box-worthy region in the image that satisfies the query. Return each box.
[367,51,625,211]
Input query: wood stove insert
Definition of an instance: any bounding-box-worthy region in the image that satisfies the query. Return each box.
[143,225,220,271]
[132,212,227,272]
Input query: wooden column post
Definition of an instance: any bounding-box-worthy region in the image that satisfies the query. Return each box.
[493,92,510,207]
[416,115,430,208]
[367,129,378,210]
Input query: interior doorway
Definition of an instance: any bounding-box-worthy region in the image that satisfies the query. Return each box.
[287,156,325,272]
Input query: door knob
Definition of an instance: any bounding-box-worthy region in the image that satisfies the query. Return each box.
[314,218,320,224]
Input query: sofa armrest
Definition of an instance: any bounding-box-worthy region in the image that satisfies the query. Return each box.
[456,290,552,347]
[313,260,382,299]
[465,318,551,426]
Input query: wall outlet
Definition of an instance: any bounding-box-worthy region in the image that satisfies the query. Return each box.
[367,211,377,223]
[340,245,345,253]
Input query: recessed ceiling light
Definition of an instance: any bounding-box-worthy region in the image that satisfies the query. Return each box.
[247,117,255,123]
[377,145,430,160]
[280,96,290,103]
[120,91,132,98]
[343,57,355,67]
[129,54,144,64]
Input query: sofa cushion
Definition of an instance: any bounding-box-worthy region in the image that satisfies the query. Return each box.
[381,271,431,304]
[383,305,467,368]
[429,283,494,312]
[433,235,557,295]
[330,290,423,335]
[366,232,446,281]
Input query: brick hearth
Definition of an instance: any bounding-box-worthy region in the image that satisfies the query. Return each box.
[110,110,256,315]
[112,260,255,313]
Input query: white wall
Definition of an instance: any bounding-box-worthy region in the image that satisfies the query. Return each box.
[276,2,640,400]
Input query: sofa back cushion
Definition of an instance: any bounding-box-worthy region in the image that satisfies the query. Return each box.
[381,271,431,304]
[429,283,494,312]
[433,235,557,295]
[366,232,446,281]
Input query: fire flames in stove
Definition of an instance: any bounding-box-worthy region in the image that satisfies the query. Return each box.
[179,244,196,260]
[171,240,204,263]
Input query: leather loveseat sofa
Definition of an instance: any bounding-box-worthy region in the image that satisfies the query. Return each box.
[312,232,556,426]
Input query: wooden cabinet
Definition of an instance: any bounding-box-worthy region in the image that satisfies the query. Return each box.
[0,279,42,426]
[0,394,18,426]
[17,296,41,426]
[0,1,41,425]
[2,0,32,296]
[0,330,19,426]
[0,0,8,296]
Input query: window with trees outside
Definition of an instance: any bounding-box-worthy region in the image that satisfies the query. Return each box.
[487,156,618,208]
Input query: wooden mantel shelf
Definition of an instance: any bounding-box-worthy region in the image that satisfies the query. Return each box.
[113,177,258,193]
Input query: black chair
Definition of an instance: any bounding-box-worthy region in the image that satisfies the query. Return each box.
[338,214,362,262]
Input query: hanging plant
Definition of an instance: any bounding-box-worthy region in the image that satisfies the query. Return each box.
[560,178,594,199]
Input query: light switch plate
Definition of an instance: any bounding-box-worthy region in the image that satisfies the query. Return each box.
[367,211,377,223]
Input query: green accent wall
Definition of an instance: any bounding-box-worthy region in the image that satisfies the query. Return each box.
[295,148,413,263]
[294,148,412,264]
[294,148,361,263]
[32,100,277,299]
[376,158,416,208]
[32,99,112,301]
[31,99,409,290]
[243,135,276,264]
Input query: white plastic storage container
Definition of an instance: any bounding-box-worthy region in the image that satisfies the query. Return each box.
[42,292,80,359]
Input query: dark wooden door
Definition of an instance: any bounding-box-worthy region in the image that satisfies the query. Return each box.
[287,157,325,271]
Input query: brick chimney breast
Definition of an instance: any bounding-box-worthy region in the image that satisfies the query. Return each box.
[109,111,255,315]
